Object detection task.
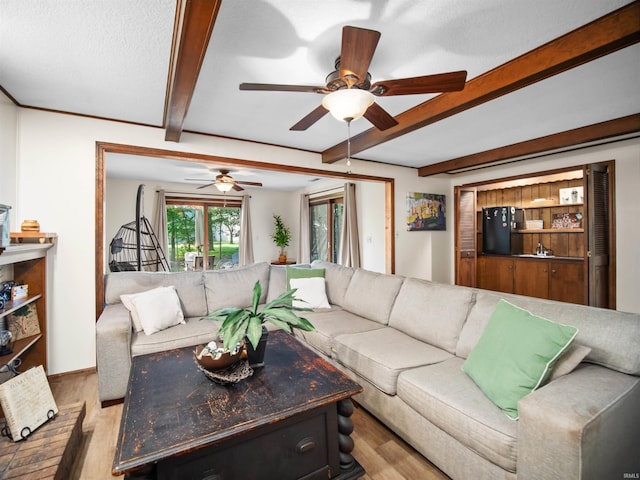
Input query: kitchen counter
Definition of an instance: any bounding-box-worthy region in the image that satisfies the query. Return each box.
[479,253,583,262]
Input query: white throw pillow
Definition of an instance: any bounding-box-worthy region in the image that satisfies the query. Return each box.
[121,286,185,335]
[289,277,331,309]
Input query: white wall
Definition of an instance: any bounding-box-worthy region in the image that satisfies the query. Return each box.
[451,137,640,314]
[0,93,17,220]
[8,107,445,375]
[12,103,637,375]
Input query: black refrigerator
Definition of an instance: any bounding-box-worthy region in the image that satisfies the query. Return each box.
[482,206,524,255]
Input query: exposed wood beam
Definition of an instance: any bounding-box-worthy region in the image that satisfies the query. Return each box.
[321,1,640,164]
[419,114,640,176]
[164,0,222,142]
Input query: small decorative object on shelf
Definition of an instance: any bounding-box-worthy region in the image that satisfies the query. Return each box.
[559,187,584,205]
[11,284,28,301]
[525,219,543,230]
[204,281,314,368]
[0,329,13,356]
[552,212,583,229]
[20,220,40,232]
[7,304,41,340]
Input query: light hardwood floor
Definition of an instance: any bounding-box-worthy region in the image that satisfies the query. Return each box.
[48,369,449,480]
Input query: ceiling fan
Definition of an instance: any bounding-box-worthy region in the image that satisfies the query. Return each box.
[240,26,467,131]
[186,169,263,192]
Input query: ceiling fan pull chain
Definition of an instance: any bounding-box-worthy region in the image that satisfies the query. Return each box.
[346,119,352,174]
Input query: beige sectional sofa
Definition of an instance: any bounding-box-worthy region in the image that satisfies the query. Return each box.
[96,260,640,479]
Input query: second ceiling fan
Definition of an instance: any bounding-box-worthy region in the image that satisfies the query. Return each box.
[240,26,467,131]
[187,169,263,192]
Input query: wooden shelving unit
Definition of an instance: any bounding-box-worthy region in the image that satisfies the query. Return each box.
[10,232,57,244]
[0,243,54,380]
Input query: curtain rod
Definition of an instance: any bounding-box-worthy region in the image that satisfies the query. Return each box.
[156,190,249,199]
[308,185,345,198]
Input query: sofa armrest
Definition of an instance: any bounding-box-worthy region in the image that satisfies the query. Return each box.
[518,364,640,480]
[96,303,133,404]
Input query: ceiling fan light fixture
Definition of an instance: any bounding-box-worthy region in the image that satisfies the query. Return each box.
[215,181,234,192]
[322,88,374,122]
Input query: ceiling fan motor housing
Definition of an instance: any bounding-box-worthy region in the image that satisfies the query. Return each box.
[325,57,372,91]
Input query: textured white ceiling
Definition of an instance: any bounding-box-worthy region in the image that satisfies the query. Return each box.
[1,0,637,188]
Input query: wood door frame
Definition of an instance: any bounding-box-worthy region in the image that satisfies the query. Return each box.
[94,142,395,319]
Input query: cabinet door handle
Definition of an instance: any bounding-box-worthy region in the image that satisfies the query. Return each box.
[296,437,316,454]
[551,269,557,274]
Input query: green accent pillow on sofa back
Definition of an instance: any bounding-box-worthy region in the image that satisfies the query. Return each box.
[463,299,578,420]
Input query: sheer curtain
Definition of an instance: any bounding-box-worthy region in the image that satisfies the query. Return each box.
[297,194,311,264]
[153,189,169,271]
[339,182,361,268]
[239,195,254,266]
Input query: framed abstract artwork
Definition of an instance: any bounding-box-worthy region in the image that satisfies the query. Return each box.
[406,192,446,231]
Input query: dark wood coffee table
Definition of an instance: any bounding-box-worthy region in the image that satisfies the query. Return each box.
[113,330,364,480]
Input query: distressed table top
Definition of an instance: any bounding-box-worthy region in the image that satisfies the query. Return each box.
[113,330,362,476]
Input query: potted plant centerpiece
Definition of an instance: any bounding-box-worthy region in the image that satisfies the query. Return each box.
[271,214,291,263]
[205,281,315,367]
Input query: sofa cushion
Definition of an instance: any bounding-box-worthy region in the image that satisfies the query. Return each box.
[293,307,384,357]
[550,343,591,381]
[334,327,452,395]
[105,271,207,317]
[286,265,324,289]
[204,262,270,312]
[342,269,404,325]
[462,299,578,419]
[121,286,185,335]
[267,265,287,303]
[388,278,474,354]
[457,290,640,376]
[397,357,518,473]
[131,317,220,357]
[311,261,355,306]
[290,277,330,309]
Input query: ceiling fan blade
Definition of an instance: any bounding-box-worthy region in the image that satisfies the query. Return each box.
[340,26,381,85]
[232,184,244,191]
[363,102,398,131]
[240,83,326,94]
[236,180,263,187]
[196,182,215,189]
[290,104,329,131]
[371,71,468,96]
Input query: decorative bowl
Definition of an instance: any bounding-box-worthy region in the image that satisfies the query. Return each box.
[194,340,243,371]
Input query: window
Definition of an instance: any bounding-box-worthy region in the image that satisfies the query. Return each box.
[310,195,343,263]
[166,198,241,271]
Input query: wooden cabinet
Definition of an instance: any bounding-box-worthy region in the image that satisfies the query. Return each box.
[478,255,585,304]
[477,256,515,293]
[0,244,53,379]
[456,162,614,308]
[514,258,549,298]
[549,261,585,304]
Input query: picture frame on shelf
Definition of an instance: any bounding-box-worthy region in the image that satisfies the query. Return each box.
[559,186,584,205]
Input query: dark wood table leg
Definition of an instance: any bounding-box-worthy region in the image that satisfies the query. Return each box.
[336,398,365,479]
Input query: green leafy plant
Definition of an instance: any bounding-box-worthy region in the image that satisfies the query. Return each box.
[205,281,315,350]
[271,214,291,255]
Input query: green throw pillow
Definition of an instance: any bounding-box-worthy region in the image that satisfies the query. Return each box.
[462,299,578,420]
[286,266,325,290]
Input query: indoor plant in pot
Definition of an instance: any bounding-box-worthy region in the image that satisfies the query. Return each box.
[205,281,315,367]
[271,214,291,263]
